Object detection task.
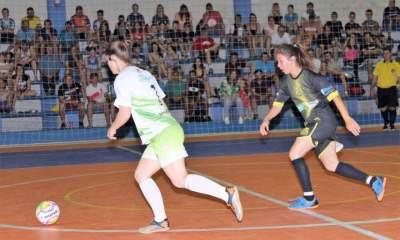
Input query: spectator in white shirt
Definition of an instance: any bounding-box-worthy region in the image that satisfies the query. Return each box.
[271,24,291,47]
[86,72,112,127]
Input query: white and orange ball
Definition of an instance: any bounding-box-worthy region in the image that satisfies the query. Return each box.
[35,201,60,225]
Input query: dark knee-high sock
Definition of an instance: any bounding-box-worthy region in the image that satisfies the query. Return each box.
[292,158,314,200]
[335,162,371,184]
[389,110,397,126]
[381,110,389,125]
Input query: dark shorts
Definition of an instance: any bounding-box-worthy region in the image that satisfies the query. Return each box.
[299,107,337,156]
[377,86,398,108]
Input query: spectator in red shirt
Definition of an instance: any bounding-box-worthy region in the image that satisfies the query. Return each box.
[70,5,90,40]
[194,28,219,69]
[201,3,225,41]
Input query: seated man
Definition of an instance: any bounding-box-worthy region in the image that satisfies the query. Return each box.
[250,69,273,114]
[323,51,349,95]
[201,3,225,41]
[0,79,12,112]
[86,72,111,128]
[58,74,85,128]
[251,51,280,90]
[194,28,219,70]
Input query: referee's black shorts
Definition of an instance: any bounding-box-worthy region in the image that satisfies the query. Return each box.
[377,86,399,108]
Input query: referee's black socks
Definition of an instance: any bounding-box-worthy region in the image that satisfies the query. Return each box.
[389,109,397,127]
[381,110,389,126]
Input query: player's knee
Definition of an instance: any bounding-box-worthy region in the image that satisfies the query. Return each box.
[289,151,301,161]
[322,161,337,172]
[170,177,186,188]
[134,170,149,183]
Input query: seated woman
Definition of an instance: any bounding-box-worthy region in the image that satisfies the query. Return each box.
[220,70,245,124]
[0,79,12,113]
[15,41,38,80]
[11,64,37,110]
[185,70,210,122]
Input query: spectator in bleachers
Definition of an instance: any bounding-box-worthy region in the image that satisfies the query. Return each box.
[185,70,210,122]
[11,64,36,109]
[164,66,185,109]
[192,56,212,117]
[271,24,292,48]
[181,22,195,58]
[228,14,247,50]
[345,12,361,37]
[39,44,61,96]
[0,8,15,44]
[149,42,167,77]
[132,42,146,67]
[21,7,41,31]
[58,74,84,128]
[371,48,399,131]
[152,4,169,26]
[127,3,145,29]
[0,79,11,112]
[16,20,36,44]
[201,3,225,41]
[220,69,245,124]
[15,41,37,80]
[251,52,279,89]
[292,26,312,49]
[324,11,344,41]
[323,51,349,95]
[307,48,321,73]
[86,72,111,128]
[93,10,107,33]
[362,9,381,37]
[194,28,219,70]
[113,15,130,41]
[0,52,13,82]
[264,16,278,53]
[70,5,91,40]
[165,21,182,42]
[225,51,248,75]
[301,4,321,43]
[269,2,283,25]
[38,19,58,42]
[59,21,76,60]
[344,33,362,79]
[315,25,338,59]
[383,0,400,32]
[130,22,146,44]
[284,4,299,35]
[96,20,111,47]
[250,69,272,113]
[360,31,383,82]
[84,46,103,82]
[174,4,193,32]
[246,13,263,56]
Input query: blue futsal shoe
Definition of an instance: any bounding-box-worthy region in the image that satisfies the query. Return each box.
[226,186,243,222]
[371,176,387,202]
[288,196,319,210]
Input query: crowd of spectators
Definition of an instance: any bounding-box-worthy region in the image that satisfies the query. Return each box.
[0,1,398,127]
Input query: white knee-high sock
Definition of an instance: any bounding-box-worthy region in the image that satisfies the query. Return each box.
[184,174,229,202]
[139,178,167,222]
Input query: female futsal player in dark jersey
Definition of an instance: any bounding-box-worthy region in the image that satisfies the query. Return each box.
[260,44,386,209]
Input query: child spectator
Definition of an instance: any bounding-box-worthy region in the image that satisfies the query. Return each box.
[86,72,111,128]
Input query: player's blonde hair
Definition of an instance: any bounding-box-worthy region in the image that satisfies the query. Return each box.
[106,40,132,64]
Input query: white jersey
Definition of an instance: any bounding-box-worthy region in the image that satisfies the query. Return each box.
[113,66,177,144]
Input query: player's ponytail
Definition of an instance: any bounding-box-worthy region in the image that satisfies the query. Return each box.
[274,44,314,70]
[106,40,132,64]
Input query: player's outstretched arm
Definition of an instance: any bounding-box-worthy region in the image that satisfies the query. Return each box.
[260,105,283,136]
[332,96,361,136]
[107,106,131,140]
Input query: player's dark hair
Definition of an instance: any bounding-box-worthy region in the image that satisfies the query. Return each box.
[275,44,314,69]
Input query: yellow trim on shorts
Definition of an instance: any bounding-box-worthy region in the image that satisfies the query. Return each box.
[327,90,339,102]
[272,101,284,107]
[308,118,320,147]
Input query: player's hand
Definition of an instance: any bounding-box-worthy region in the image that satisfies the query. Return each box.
[259,120,270,136]
[345,117,361,136]
[107,126,117,140]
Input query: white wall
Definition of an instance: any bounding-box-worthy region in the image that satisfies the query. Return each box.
[252,0,387,27]
[65,0,234,31]
[0,0,47,29]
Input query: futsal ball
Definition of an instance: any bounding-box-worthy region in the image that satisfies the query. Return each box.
[35,201,60,225]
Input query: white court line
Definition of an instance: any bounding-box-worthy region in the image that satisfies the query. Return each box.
[0,217,400,233]
[117,146,393,240]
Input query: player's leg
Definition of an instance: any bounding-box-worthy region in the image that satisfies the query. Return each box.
[319,141,387,202]
[135,145,169,234]
[287,135,319,210]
